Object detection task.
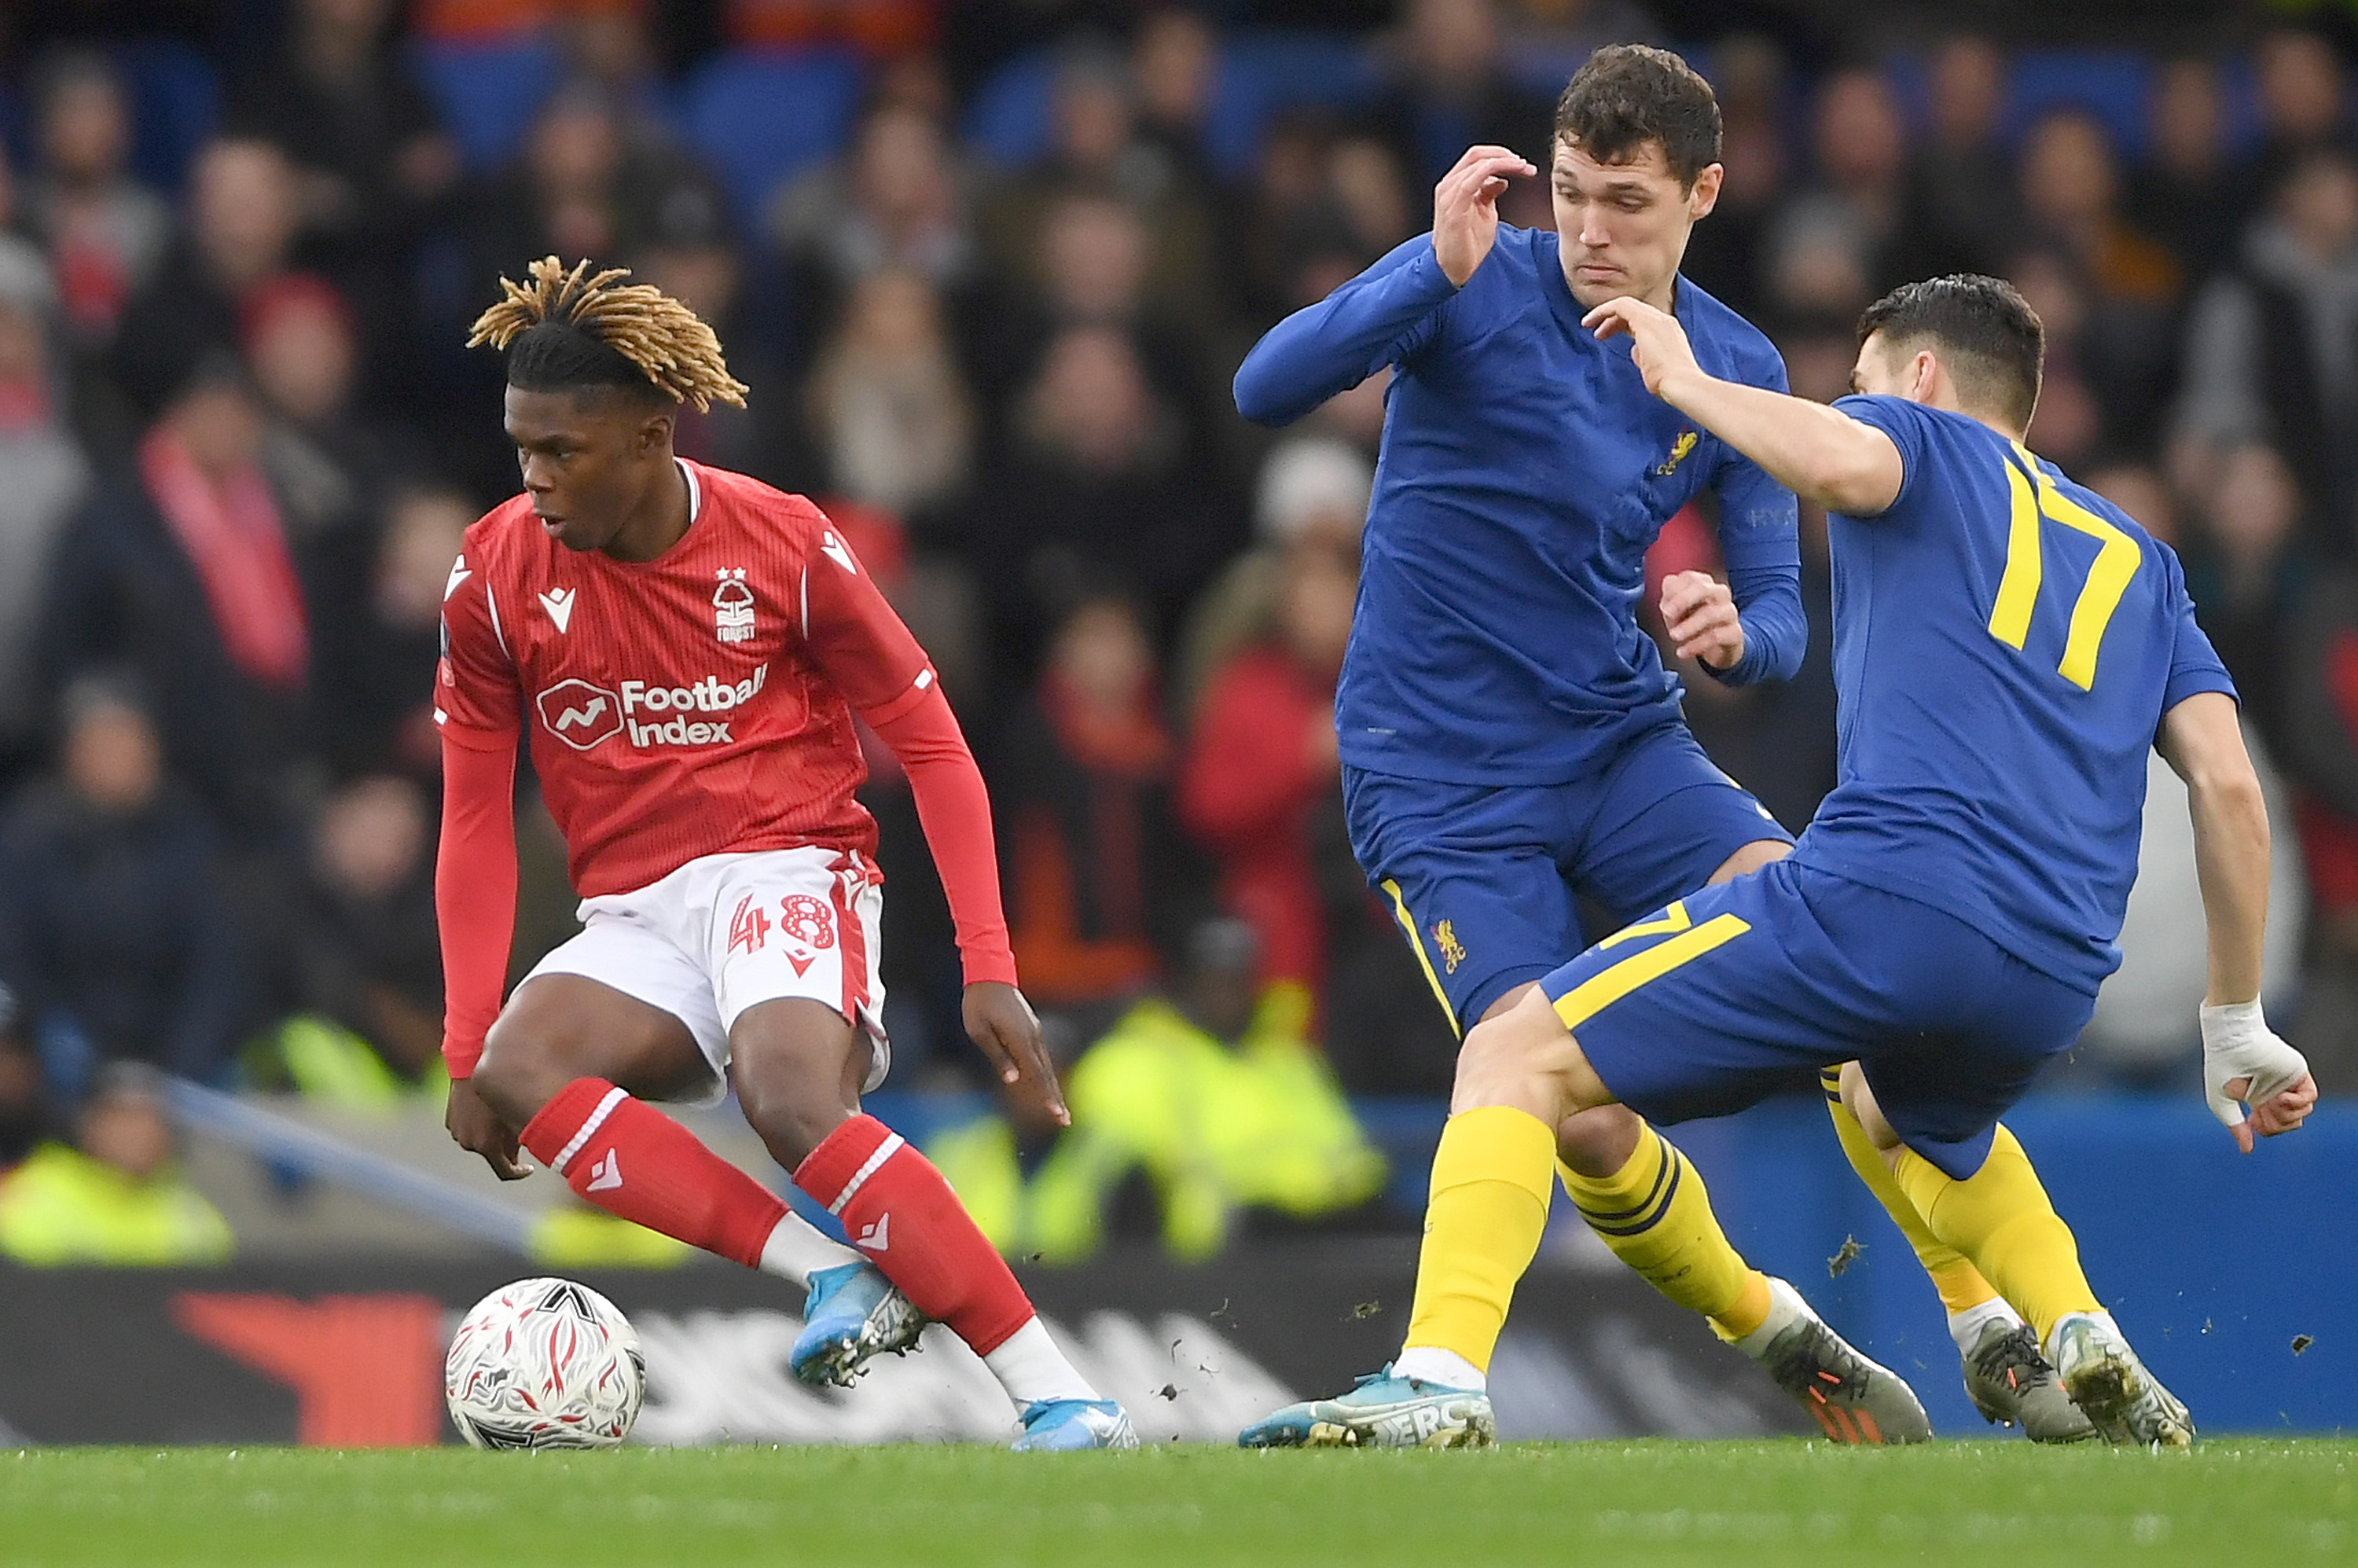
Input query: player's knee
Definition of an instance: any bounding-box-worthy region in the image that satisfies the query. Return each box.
[733,1067,852,1170]
[1555,1103,1643,1177]
[1453,993,1589,1115]
[1837,1062,1902,1152]
[475,1006,603,1128]
[471,1023,560,1129]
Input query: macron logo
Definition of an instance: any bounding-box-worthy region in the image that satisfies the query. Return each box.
[854,1214,891,1254]
[540,586,576,633]
[820,531,857,575]
[586,1151,623,1192]
[444,556,472,601]
[535,679,624,751]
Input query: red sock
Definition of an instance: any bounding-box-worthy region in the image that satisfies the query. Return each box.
[519,1078,788,1269]
[794,1114,1034,1356]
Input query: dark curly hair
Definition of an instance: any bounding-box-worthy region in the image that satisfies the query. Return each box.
[1553,44,1723,190]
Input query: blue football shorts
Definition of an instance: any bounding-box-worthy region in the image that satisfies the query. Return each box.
[1537,856,2096,1179]
[1343,719,1791,1033]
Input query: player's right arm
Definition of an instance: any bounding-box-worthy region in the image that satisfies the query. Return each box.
[1585,295,1904,516]
[432,544,531,1178]
[2156,690,2316,1151]
[1232,145,1531,425]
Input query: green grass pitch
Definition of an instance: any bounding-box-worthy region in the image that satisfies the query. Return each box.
[5,1441,2353,1567]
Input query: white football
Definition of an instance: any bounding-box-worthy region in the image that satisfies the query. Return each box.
[445,1276,645,1450]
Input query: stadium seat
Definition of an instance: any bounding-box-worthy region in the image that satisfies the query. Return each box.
[2005,50,2153,158]
[112,39,220,194]
[962,48,1059,170]
[964,32,1379,177]
[678,49,865,230]
[415,35,563,170]
[1204,32,1383,177]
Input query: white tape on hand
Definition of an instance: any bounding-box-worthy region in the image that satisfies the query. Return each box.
[2198,1000,2309,1127]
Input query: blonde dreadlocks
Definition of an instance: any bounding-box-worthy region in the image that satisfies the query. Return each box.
[466,255,750,413]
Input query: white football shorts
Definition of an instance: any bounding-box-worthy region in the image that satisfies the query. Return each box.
[523,846,889,1107]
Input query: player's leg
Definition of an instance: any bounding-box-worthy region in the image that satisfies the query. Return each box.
[1552,732,1797,1342]
[1817,1067,2091,1441]
[1834,918,2192,1448]
[1585,725,2080,1434]
[1244,864,1930,1448]
[470,971,865,1294]
[710,851,1131,1449]
[733,998,1129,1448]
[1842,1070,2191,1447]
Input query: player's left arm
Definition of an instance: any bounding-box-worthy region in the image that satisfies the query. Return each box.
[2157,689,2316,1151]
[800,523,1069,1125]
[1585,296,1904,517]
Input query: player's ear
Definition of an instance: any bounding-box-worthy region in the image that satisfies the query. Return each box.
[1910,350,1940,405]
[636,407,675,457]
[1685,163,1723,220]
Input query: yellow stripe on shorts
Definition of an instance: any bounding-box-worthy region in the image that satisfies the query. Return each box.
[1551,913,1751,1031]
[1380,877,1461,1039]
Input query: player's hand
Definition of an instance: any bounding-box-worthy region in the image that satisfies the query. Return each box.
[446,1075,533,1180]
[964,981,1070,1127]
[1582,295,1701,401]
[2200,1001,2316,1153]
[1660,570,1745,670]
[1433,145,1535,288]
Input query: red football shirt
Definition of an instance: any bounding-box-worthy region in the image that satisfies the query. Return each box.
[438,461,942,893]
[434,461,1016,1073]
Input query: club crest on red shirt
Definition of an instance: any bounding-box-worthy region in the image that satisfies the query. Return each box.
[714,568,755,644]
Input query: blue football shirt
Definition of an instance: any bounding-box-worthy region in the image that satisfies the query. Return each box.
[1235,228,1803,788]
[1795,395,2239,993]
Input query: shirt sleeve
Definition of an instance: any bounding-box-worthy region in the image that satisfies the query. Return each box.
[800,519,1018,986]
[435,727,518,1078]
[434,545,523,754]
[2159,546,2241,713]
[1830,395,1934,519]
[1703,348,1805,685]
[1232,233,1457,425]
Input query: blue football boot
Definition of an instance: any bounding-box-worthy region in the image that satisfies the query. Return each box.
[788,1262,927,1387]
[1012,1398,1139,1451]
[1237,1367,1494,1449]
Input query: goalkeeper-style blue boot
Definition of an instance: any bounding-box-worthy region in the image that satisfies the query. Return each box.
[1012,1398,1139,1451]
[788,1263,927,1387]
[1237,1367,1495,1449]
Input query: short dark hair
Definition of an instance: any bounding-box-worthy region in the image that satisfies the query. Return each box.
[1857,274,2044,431]
[1554,44,1722,189]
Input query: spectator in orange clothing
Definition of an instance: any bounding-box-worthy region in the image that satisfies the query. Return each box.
[1180,518,1358,1001]
[997,589,1207,1034]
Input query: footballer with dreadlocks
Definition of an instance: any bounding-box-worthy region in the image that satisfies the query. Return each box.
[435,258,1138,1449]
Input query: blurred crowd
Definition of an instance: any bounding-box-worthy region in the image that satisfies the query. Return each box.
[3,0,2357,1259]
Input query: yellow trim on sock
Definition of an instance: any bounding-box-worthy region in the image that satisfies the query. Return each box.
[1713,1269,1772,1341]
[1894,1125,2101,1344]
[1819,1069,2000,1315]
[1560,1125,1753,1323]
[1403,1106,1556,1373]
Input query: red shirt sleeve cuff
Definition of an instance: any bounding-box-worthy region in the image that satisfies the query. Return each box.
[960,949,1020,988]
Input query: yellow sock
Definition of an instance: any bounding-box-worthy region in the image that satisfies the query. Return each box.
[1560,1123,1768,1338]
[1819,1068,2001,1316]
[1401,1106,1557,1374]
[1893,1123,2102,1343]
